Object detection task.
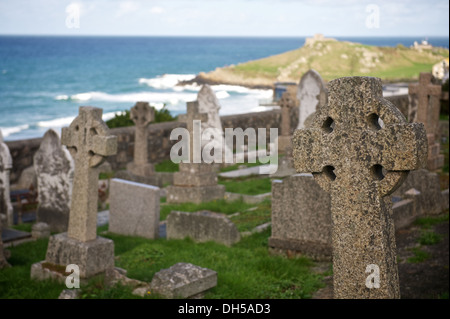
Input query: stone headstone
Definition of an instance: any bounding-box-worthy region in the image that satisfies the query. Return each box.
[408,73,442,138]
[150,262,217,299]
[166,101,225,204]
[293,76,427,299]
[31,222,50,239]
[0,194,10,268]
[0,130,13,227]
[296,69,327,129]
[278,90,299,152]
[126,101,156,177]
[33,106,117,280]
[33,129,74,233]
[166,210,240,246]
[197,84,223,137]
[108,178,160,239]
[408,73,444,170]
[393,169,444,216]
[269,174,332,261]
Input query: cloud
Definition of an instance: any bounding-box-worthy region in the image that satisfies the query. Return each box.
[116,1,139,17]
[150,6,165,14]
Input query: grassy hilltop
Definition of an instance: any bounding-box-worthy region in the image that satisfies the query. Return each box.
[190,36,449,88]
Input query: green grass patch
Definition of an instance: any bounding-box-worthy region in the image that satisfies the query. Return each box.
[0,238,66,299]
[407,247,431,263]
[154,159,179,172]
[2,219,326,299]
[414,213,449,229]
[160,198,256,221]
[11,223,33,233]
[230,199,272,232]
[418,230,443,245]
[218,176,272,195]
[104,228,324,299]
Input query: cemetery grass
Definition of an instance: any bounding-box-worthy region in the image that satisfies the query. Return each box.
[103,227,325,299]
[160,198,271,232]
[0,226,325,299]
[218,175,272,196]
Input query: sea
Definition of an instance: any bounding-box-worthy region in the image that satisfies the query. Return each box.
[0,35,448,141]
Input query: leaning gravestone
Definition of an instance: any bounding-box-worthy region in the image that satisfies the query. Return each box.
[33,129,74,233]
[296,69,328,129]
[293,76,427,299]
[166,101,225,204]
[126,101,155,178]
[167,210,240,246]
[0,130,13,227]
[150,263,217,299]
[108,178,160,239]
[32,107,118,280]
[269,174,331,261]
[408,72,444,170]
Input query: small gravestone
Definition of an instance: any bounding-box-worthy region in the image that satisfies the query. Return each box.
[269,174,332,261]
[33,129,74,233]
[126,101,156,178]
[408,73,444,170]
[167,210,240,246]
[393,169,444,216]
[166,101,225,204]
[32,107,117,280]
[150,263,217,299]
[32,222,50,239]
[108,178,160,239]
[296,69,328,129]
[293,76,427,299]
[0,130,13,227]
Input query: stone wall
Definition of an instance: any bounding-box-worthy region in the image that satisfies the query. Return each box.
[4,95,410,184]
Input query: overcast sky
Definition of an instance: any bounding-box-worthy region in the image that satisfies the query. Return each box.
[0,0,448,37]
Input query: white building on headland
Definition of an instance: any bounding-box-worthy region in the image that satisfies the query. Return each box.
[411,39,433,51]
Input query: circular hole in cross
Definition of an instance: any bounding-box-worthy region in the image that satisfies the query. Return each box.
[322,117,335,133]
[323,165,336,181]
[367,113,384,131]
[371,164,386,181]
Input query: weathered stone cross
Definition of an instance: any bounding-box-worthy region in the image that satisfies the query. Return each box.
[293,77,428,299]
[62,107,117,242]
[408,72,442,139]
[129,101,155,176]
[179,101,208,163]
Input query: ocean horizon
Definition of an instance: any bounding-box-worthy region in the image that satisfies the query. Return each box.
[1,35,449,142]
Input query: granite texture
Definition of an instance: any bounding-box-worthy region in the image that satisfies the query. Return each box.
[44,232,114,278]
[292,76,427,299]
[109,178,160,239]
[61,106,117,242]
[269,173,332,261]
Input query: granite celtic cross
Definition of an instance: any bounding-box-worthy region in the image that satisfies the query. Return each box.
[178,101,208,163]
[293,77,427,299]
[61,107,117,242]
[130,101,155,167]
[408,72,442,139]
